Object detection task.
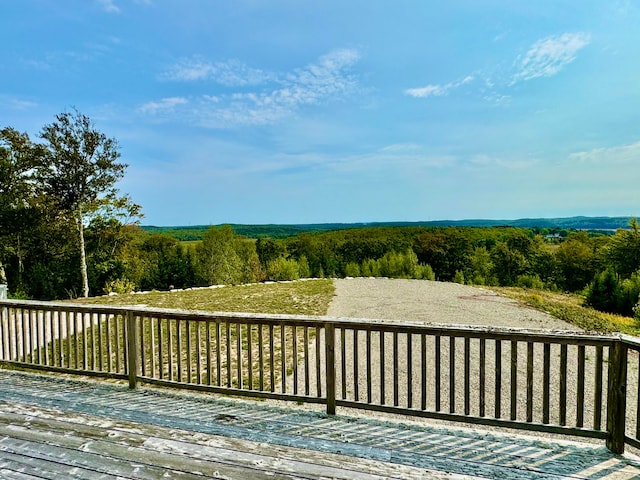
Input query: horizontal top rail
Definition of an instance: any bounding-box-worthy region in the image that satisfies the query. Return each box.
[0,298,622,345]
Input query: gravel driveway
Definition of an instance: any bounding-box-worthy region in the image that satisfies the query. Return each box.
[327,277,578,331]
[301,278,638,440]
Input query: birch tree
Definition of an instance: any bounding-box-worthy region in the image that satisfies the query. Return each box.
[39,110,126,297]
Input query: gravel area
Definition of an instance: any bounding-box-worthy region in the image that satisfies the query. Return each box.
[312,278,639,443]
[327,277,578,330]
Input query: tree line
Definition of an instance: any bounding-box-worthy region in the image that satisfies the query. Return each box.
[2,112,640,319]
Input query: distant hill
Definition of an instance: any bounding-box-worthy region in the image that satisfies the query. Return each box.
[141,216,634,240]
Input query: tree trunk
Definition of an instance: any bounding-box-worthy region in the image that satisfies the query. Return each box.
[78,209,89,298]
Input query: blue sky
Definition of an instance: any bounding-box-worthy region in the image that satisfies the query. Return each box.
[1,1,639,226]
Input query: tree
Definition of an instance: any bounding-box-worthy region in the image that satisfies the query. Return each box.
[0,128,45,294]
[606,218,640,279]
[38,110,128,297]
[195,225,243,285]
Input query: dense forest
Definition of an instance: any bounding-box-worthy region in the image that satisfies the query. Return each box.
[2,113,640,320]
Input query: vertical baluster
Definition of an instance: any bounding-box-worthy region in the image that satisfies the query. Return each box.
[495,339,502,418]
[464,337,470,415]
[510,340,517,421]
[366,329,372,404]
[316,325,322,397]
[280,324,286,393]
[435,334,441,412]
[292,325,298,395]
[157,318,164,380]
[479,338,486,417]
[353,329,359,402]
[594,345,603,430]
[246,324,252,390]
[114,314,121,373]
[237,323,243,389]
[407,332,412,409]
[150,317,156,379]
[186,320,193,383]
[577,345,586,428]
[394,331,399,407]
[206,320,212,385]
[176,319,183,382]
[449,336,456,414]
[226,322,232,388]
[74,311,80,369]
[269,324,275,392]
[167,319,174,381]
[304,326,310,396]
[82,312,88,370]
[341,327,347,400]
[526,342,534,423]
[216,322,222,386]
[543,343,551,424]
[258,323,264,391]
[66,311,73,368]
[34,309,41,364]
[21,308,28,362]
[380,330,386,405]
[559,344,568,426]
[421,333,427,411]
[90,313,96,371]
[45,310,52,366]
[140,317,147,377]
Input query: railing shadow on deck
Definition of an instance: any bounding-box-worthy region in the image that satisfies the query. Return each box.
[1,298,639,455]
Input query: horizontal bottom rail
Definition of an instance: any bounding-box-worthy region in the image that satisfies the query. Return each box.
[336,400,609,441]
[0,361,127,382]
[626,436,640,451]
[139,376,328,406]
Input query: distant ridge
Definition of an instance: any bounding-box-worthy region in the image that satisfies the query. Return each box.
[141,216,634,240]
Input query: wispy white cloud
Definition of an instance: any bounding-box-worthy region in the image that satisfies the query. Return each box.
[0,95,39,111]
[568,141,640,164]
[145,48,361,127]
[163,58,277,86]
[511,33,591,83]
[139,97,188,114]
[407,32,590,102]
[97,0,121,13]
[405,76,473,98]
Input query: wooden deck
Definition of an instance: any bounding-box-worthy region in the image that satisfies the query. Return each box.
[1,370,639,479]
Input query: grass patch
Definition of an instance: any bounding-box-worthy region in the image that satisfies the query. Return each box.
[75,279,335,316]
[495,287,640,336]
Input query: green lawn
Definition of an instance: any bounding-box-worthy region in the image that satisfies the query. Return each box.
[75,279,335,316]
[495,286,640,336]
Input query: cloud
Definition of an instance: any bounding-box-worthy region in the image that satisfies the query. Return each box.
[163,58,276,86]
[406,32,590,102]
[405,76,473,98]
[568,141,640,165]
[139,97,188,114]
[146,48,361,127]
[511,33,591,83]
[97,0,121,13]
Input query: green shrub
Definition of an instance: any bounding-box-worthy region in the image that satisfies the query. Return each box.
[344,262,361,277]
[417,264,435,280]
[266,257,300,281]
[516,274,544,290]
[104,278,136,294]
[453,270,465,284]
[585,269,623,314]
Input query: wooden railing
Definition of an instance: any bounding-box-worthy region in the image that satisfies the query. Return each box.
[1,299,638,454]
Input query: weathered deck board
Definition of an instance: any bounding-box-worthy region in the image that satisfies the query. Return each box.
[1,370,640,479]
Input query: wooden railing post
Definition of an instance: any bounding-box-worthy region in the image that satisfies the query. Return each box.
[325,322,336,415]
[126,311,139,390]
[606,340,627,454]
